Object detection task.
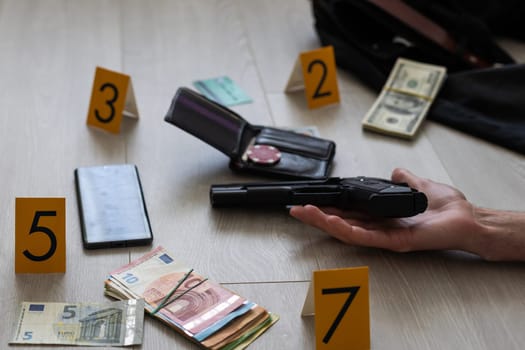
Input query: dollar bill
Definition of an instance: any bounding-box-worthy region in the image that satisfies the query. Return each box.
[10,299,144,346]
[362,57,447,138]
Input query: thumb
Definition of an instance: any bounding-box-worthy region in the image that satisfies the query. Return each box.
[391,168,425,190]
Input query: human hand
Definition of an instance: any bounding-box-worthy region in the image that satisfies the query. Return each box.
[289,168,482,255]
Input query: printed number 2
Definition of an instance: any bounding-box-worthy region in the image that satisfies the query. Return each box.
[308,59,332,99]
[95,82,118,123]
[322,286,360,344]
[23,211,57,262]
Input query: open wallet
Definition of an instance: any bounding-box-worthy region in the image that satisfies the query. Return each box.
[164,87,336,179]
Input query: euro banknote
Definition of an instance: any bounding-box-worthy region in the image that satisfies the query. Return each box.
[10,299,144,346]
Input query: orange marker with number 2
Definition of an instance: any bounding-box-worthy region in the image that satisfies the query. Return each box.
[300,46,340,109]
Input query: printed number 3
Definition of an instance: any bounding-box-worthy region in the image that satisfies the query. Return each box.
[308,59,332,99]
[95,82,118,123]
[23,211,57,262]
[322,286,360,344]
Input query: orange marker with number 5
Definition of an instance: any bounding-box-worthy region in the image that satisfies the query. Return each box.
[15,198,66,273]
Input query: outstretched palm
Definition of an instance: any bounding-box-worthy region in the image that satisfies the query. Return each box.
[290,168,479,254]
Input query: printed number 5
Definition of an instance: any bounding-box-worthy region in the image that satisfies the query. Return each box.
[95,82,118,123]
[322,286,360,344]
[308,59,332,99]
[23,331,33,340]
[23,211,57,262]
[62,305,77,319]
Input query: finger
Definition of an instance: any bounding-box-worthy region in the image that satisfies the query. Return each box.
[290,205,360,244]
[315,206,346,216]
[290,205,411,250]
[289,205,329,228]
[289,205,359,236]
[391,167,426,190]
[314,212,413,251]
[392,168,466,203]
[290,205,366,219]
[317,207,374,221]
[291,205,400,231]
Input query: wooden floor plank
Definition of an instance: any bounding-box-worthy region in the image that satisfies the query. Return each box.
[1,1,525,349]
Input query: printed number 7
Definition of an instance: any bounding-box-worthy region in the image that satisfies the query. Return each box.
[322,286,360,344]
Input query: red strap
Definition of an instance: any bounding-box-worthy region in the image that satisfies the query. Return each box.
[368,0,492,68]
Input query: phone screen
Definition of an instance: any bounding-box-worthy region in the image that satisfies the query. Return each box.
[75,164,153,249]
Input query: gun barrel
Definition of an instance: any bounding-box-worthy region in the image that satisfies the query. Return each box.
[210,185,294,207]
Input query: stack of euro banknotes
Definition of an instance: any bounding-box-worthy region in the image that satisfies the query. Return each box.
[104,246,278,349]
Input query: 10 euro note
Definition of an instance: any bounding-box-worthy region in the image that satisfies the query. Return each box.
[10,299,144,346]
[104,246,278,350]
[362,57,447,139]
[105,246,247,336]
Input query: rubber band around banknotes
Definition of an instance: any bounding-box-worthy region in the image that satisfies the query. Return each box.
[151,268,194,314]
[162,277,209,308]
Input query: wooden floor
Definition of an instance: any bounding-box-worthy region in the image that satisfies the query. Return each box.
[2,1,525,349]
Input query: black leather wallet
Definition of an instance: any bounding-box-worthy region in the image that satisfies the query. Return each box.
[164,87,336,179]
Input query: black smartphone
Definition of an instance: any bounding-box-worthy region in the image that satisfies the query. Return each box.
[74,164,153,249]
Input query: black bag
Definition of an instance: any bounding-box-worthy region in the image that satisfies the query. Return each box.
[313,0,525,154]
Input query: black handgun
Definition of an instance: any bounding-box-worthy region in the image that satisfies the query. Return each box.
[210,177,428,217]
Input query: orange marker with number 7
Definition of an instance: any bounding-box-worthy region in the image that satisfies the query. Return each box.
[311,266,370,349]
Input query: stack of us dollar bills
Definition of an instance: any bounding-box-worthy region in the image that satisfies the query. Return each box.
[104,246,278,350]
[362,57,447,139]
